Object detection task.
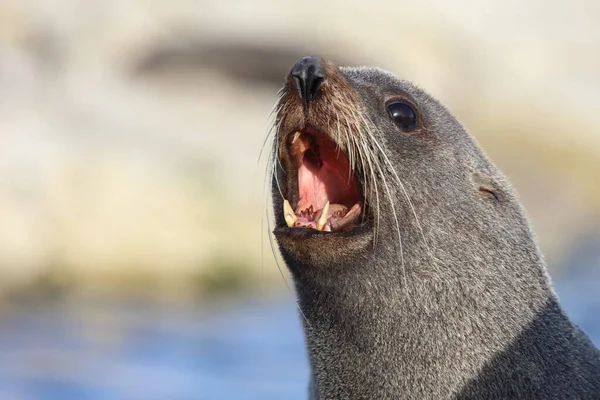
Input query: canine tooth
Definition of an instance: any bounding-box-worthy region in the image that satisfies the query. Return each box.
[291,131,301,144]
[316,201,330,231]
[283,199,297,227]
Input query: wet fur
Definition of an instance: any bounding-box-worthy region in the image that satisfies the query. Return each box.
[269,63,600,399]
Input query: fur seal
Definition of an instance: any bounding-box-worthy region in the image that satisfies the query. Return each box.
[268,56,600,399]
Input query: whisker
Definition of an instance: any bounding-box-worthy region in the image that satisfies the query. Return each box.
[265,157,312,328]
[341,118,355,185]
[355,128,381,247]
[353,114,409,295]
[263,95,312,327]
[347,108,381,247]
[361,115,440,273]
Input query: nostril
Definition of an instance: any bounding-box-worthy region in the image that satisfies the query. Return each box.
[292,75,303,99]
[309,75,325,101]
[290,56,326,105]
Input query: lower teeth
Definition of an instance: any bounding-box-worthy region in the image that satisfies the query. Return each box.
[315,201,330,231]
[283,199,360,232]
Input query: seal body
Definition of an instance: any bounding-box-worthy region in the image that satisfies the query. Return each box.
[269,57,600,399]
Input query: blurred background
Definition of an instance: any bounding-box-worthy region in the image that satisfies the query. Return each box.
[0,0,598,398]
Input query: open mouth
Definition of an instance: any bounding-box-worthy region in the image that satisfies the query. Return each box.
[280,127,363,233]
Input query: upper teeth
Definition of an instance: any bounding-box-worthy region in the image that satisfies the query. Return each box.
[291,131,301,144]
[283,199,297,227]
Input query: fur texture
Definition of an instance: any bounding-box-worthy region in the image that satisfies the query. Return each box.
[270,61,600,399]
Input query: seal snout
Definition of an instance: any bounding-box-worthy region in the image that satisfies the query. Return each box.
[290,56,326,106]
[274,57,368,237]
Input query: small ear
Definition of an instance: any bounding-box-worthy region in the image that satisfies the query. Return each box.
[479,184,501,202]
[471,172,505,203]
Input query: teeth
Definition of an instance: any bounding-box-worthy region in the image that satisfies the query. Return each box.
[344,203,361,221]
[316,201,330,231]
[283,199,297,227]
[330,203,361,231]
[328,204,348,218]
[291,131,301,144]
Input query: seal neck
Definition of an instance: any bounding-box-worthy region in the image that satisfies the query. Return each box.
[293,256,597,398]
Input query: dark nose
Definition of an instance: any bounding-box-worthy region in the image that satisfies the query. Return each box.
[291,56,326,104]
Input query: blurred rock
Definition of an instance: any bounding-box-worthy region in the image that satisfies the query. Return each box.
[0,0,597,299]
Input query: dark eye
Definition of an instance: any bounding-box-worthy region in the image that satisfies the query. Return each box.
[387,101,417,130]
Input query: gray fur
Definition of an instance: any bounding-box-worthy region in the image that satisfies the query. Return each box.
[270,63,600,399]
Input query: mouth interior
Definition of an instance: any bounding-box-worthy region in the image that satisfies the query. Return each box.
[283,128,363,232]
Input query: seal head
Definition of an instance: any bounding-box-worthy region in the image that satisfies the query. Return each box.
[270,57,600,399]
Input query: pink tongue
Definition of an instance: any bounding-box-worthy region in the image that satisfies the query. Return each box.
[297,157,357,213]
[296,163,329,213]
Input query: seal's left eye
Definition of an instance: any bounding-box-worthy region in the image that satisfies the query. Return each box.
[387,101,417,131]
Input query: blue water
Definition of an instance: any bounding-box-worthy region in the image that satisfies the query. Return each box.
[0,299,309,400]
[0,277,597,400]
